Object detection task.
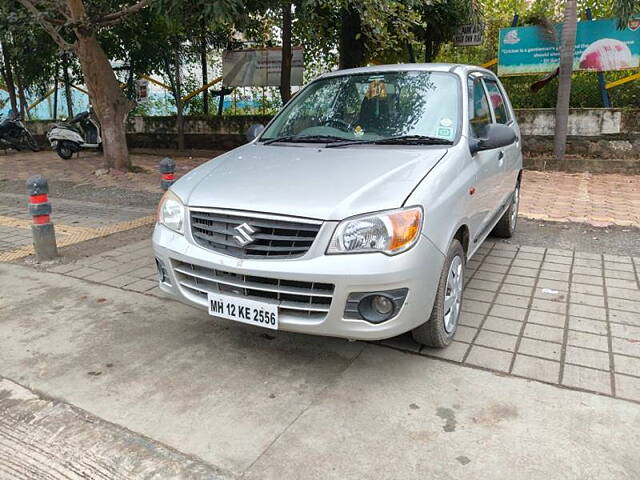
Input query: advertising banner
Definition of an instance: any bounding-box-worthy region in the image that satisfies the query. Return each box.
[498,18,640,75]
[222,47,304,87]
[454,23,485,46]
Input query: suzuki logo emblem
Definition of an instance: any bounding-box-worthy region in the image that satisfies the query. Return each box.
[233,223,256,246]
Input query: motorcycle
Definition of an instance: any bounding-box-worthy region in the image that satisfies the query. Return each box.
[0,111,39,152]
[47,110,102,160]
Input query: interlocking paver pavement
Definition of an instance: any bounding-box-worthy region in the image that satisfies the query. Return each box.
[2,151,640,227]
[40,238,640,403]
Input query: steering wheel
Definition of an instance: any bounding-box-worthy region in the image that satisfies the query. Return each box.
[323,118,352,132]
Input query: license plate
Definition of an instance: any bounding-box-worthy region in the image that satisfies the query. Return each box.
[207,293,278,330]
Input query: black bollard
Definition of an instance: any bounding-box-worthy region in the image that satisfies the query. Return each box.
[25,175,58,261]
[159,157,176,191]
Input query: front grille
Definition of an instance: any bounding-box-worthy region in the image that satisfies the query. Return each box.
[173,260,334,318]
[190,210,321,259]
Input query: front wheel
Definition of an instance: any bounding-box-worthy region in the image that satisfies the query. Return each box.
[56,141,75,160]
[411,239,465,348]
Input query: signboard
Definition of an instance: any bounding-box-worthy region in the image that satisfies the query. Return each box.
[498,18,640,75]
[222,47,304,87]
[135,79,149,103]
[454,23,485,46]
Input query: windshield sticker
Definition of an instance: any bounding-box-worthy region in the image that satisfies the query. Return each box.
[354,125,364,137]
[437,126,454,139]
[439,118,453,127]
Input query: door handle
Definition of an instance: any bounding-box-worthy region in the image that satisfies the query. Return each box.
[498,151,504,166]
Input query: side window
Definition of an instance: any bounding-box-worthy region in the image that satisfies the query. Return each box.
[467,77,491,138]
[484,80,510,124]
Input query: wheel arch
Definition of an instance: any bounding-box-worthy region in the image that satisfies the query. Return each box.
[452,224,470,259]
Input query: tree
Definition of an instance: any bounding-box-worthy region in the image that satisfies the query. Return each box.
[553,0,577,164]
[280,2,293,102]
[614,0,640,27]
[16,0,152,170]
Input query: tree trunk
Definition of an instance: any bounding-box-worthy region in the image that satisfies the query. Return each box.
[53,61,59,120]
[200,20,209,115]
[339,6,365,69]
[67,0,133,170]
[16,77,28,119]
[407,42,416,63]
[174,49,184,151]
[553,0,577,165]
[279,1,293,104]
[0,41,18,114]
[62,54,74,118]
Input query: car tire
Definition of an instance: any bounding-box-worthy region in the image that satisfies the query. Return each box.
[56,141,74,160]
[411,239,465,348]
[492,183,520,238]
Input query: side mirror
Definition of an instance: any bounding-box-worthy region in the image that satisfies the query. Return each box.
[245,123,265,142]
[469,123,516,154]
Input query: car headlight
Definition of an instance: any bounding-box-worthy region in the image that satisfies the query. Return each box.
[157,190,185,234]
[327,206,423,255]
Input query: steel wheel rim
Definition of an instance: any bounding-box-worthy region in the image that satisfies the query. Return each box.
[443,255,463,334]
[510,186,519,231]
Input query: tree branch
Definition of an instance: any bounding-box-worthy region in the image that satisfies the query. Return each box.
[93,0,150,25]
[16,0,75,50]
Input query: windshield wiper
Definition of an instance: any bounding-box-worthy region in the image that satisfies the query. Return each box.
[261,134,348,145]
[326,135,453,148]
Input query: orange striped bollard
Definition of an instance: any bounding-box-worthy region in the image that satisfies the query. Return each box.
[26,175,58,261]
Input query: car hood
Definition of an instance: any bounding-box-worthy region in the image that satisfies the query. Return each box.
[178,143,447,220]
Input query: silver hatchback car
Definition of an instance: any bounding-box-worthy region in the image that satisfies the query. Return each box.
[153,63,522,348]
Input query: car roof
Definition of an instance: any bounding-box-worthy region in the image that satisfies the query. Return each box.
[318,63,495,79]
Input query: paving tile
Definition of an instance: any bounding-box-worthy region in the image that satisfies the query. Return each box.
[568,317,608,335]
[562,364,612,395]
[512,258,542,269]
[478,263,509,274]
[568,304,607,321]
[500,283,534,297]
[66,267,100,279]
[574,252,602,260]
[494,293,530,309]
[534,288,567,303]
[572,266,602,277]
[609,309,640,327]
[489,304,527,321]
[614,374,640,402]
[83,269,122,283]
[604,270,637,281]
[541,262,571,273]
[538,270,570,282]
[605,262,635,272]
[574,258,602,268]
[536,278,569,292]
[124,279,157,293]
[465,345,513,372]
[531,298,566,315]
[612,337,640,357]
[528,310,566,328]
[461,299,491,315]
[512,355,560,383]
[463,288,495,303]
[569,293,605,308]
[508,266,538,278]
[421,341,469,362]
[102,275,138,288]
[604,254,632,264]
[47,263,78,274]
[545,255,573,265]
[503,275,536,287]
[458,311,484,328]
[610,323,640,341]
[524,324,564,344]
[473,270,505,283]
[483,316,523,335]
[467,279,500,292]
[485,255,513,266]
[453,325,477,344]
[606,278,639,290]
[518,246,545,254]
[547,248,573,258]
[475,330,518,351]
[614,355,640,377]
[565,346,611,371]
[607,298,640,314]
[567,330,609,352]
[379,333,421,353]
[516,251,545,261]
[573,274,604,286]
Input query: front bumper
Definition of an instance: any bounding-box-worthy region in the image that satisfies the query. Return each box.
[152,223,445,341]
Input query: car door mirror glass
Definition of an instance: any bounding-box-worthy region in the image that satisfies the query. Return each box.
[470,123,516,154]
[246,124,265,142]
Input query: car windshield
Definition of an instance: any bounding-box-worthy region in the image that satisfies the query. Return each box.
[260,71,460,144]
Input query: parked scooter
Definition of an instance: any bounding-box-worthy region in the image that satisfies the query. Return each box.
[0,111,39,152]
[47,110,102,160]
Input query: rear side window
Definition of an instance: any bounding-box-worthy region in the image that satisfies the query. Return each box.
[467,77,491,138]
[484,80,510,124]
